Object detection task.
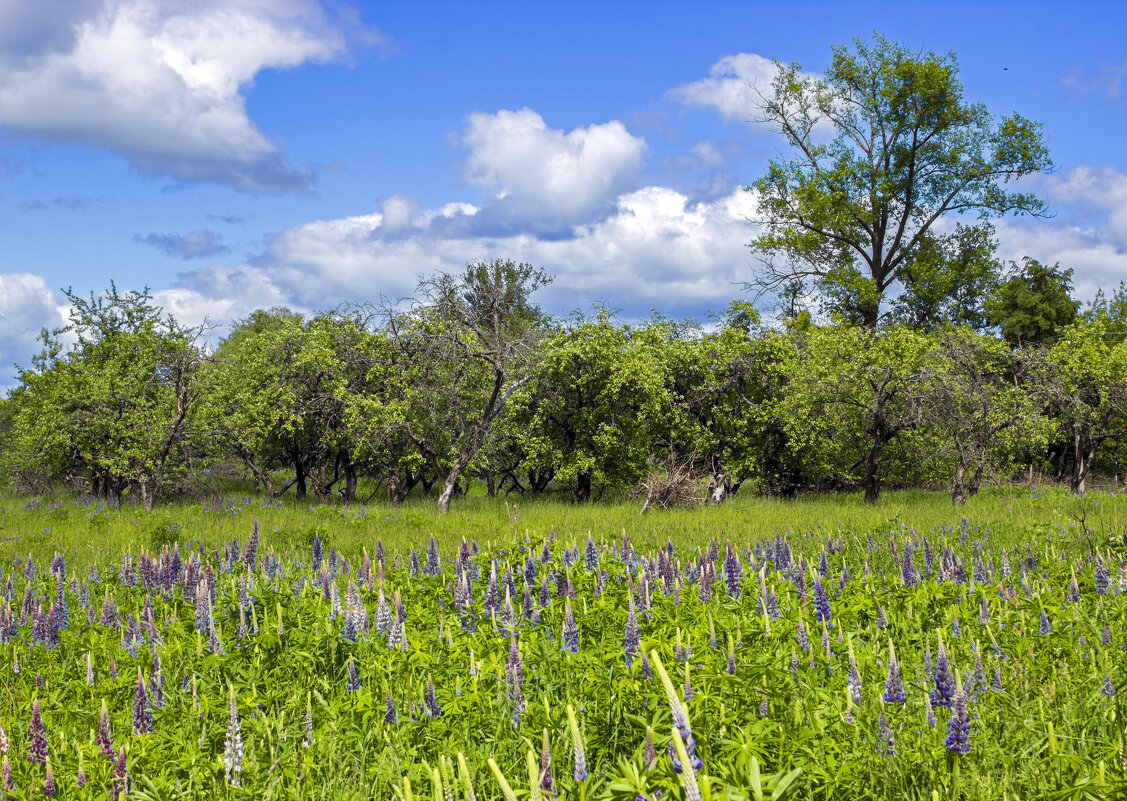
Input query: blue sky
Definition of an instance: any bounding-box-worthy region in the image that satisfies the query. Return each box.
[2,0,1127,380]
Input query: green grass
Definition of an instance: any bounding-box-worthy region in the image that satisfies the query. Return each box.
[3,484,1123,568]
[0,485,1124,800]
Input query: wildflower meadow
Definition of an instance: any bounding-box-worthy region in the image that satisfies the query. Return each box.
[0,489,1124,800]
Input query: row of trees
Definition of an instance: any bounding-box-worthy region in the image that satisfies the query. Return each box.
[1,263,1125,511]
[4,34,1122,510]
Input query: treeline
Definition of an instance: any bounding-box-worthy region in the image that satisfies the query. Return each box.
[2,260,1126,511]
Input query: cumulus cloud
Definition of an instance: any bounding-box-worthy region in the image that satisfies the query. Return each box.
[0,273,69,382]
[458,108,648,232]
[135,229,230,259]
[993,166,1127,299]
[669,53,780,124]
[162,185,760,327]
[0,0,384,193]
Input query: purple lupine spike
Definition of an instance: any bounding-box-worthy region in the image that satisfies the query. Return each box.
[425,536,441,577]
[27,698,47,765]
[624,596,640,667]
[2,755,14,796]
[223,688,244,786]
[883,644,906,703]
[111,746,130,799]
[43,763,57,797]
[724,541,742,598]
[425,678,442,717]
[642,727,656,769]
[1101,675,1116,699]
[507,633,524,702]
[345,656,361,692]
[813,574,832,627]
[877,712,896,757]
[1039,609,1052,636]
[931,635,955,708]
[945,678,972,754]
[97,698,115,757]
[796,619,810,652]
[245,519,259,572]
[384,693,397,724]
[76,763,87,788]
[758,697,769,717]
[1095,553,1109,596]
[0,721,7,755]
[561,599,580,654]
[132,669,152,736]
[924,692,937,728]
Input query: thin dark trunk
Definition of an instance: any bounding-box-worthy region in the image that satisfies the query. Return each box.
[951,463,968,507]
[574,470,593,503]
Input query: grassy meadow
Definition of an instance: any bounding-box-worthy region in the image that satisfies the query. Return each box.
[0,486,1124,800]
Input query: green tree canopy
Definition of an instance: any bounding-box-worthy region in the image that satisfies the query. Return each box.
[749,33,1052,329]
[985,257,1079,346]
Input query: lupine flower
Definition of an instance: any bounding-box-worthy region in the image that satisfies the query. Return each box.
[132,669,152,736]
[111,747,130,799]
[883,642,906,703]
[877,712,896,757]
[539,728,555,794]
[345,656,361,692]
[27,698,47,766]
[1101,675,1116,699]
[945,674,972,754]
[758,697,769,717]
[624,596,640,667]
[507,633,524,704]
[0,722,7,755]
[846,640,862,703]
[566,704,587,782]
[1039,610,1052,636]
[584,536,598,572]
[76,760,86,789]
[97,699,115,757]
[727,635,737,675]
[2,755,14,796]
[383,692,397,724]
[724,541,742,598]
[425,678,442,718]
[43,763,57,797]
[932,634,955,708]
[813,575,832,626]
[223,687,244,786]
[1095,553,1110,596]
[245,520,259,572]
[561,599,580,654]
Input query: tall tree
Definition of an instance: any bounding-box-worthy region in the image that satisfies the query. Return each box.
[749,33,1051,328]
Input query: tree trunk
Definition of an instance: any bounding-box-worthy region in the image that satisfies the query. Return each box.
[486,472,497,497]
[1070,431,1088,496]
[437,452,475,513]
[861,436,884,505]
[951,463,968,507]
[968,463,985,497]
[295,461,307,500]
[342,459,358,502]
[574,469,593,503]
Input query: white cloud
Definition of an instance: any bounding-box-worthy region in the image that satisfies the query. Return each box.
[459,108,648,231]
[0,274,69,381]
[669,53,780,124]
[0,0,383,192]
[163,185,761,326]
